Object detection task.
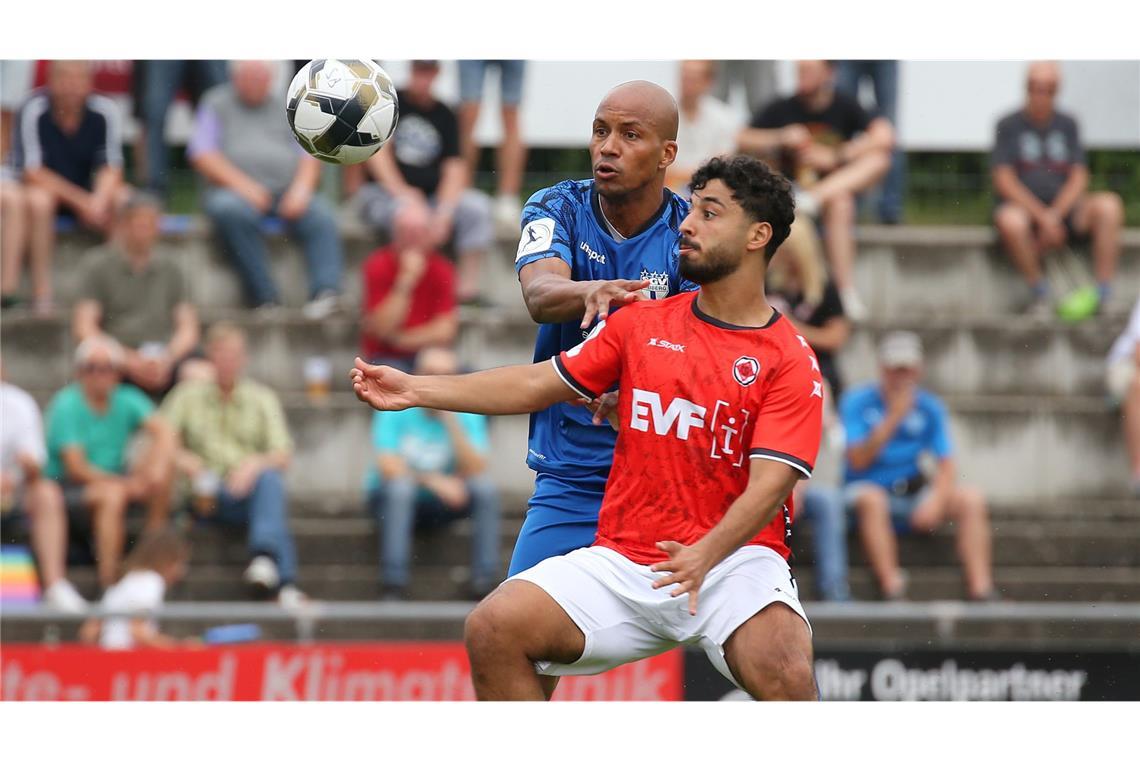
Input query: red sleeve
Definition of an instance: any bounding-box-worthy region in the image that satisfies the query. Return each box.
[748,343,824,479]
[552,307,633,400]
[363,250,396,312]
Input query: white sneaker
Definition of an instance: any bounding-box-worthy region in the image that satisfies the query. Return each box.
[839,286,869,323]
[43,579,89,614]
[493,194,522,240]
[277,584,309,611]
[243,556,280,591]
[302,290,341,321]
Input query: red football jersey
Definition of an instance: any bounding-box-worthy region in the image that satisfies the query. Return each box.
[554,291,824,565]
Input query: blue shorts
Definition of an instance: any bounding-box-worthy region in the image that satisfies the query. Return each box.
[507,471,605,576]
[843,481,931,535]
[458,60,526,106]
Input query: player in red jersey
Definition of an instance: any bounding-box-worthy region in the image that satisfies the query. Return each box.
[351,155,823,700]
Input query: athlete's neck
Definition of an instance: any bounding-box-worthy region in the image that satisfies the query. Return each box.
[598,185,665,240]
[695,270,775,328]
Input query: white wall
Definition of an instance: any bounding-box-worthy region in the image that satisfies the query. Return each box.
[383,59,1140,151]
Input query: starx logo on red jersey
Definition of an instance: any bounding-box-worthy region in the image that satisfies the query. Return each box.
[647,337,685,353]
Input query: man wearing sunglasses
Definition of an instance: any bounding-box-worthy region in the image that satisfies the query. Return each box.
[992,61,1124,317]
[42,335,177,589]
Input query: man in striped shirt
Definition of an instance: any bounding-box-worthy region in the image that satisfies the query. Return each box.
[5,60,127,312]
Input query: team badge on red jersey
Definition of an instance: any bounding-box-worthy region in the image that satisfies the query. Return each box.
[732,356,760,387]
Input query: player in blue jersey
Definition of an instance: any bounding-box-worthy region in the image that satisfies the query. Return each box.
[509,81,697,575]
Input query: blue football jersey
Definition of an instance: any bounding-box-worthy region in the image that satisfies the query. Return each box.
[514,179,697,482]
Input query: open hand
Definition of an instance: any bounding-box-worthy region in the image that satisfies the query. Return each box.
[650,540,715,616]
[350,357,419,411]
[581,279,651,329]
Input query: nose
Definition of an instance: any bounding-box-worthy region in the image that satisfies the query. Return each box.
[679,210,696,238]
[600,131,620,157]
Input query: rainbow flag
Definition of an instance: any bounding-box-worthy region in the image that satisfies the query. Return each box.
[0,546,40,606]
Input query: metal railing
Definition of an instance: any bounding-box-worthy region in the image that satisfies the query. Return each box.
[5,600,1139,644]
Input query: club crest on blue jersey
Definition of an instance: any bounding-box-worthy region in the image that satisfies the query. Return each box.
[640,269,670,300]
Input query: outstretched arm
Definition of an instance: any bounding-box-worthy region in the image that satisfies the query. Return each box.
[350,356,581,416]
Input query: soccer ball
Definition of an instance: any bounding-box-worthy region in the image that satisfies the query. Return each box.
[286,59,399,165]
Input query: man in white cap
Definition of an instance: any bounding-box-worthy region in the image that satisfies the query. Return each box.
[839,331,996,601]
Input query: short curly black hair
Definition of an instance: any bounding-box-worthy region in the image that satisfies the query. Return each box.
[689,155,795,260]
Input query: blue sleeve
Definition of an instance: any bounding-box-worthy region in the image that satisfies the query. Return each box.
[458,414,489,454]
[514,184,578,274]
[925,394,954,459]
[372,410,404,454]
[840,389,871,446]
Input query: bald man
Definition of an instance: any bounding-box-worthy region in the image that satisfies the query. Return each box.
[992,61,1124,316]
[508,80,697,576]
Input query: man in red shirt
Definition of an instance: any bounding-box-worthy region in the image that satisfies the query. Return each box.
[351,155,823,701]
[360,200,459,371]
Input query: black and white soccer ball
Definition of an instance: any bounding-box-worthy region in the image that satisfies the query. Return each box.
[286,59,399,165]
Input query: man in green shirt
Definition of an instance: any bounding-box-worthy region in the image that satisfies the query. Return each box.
[160,322,302,605]
[43,335,177,588]
[72,193,207,398]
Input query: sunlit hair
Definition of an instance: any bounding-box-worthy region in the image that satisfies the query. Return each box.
[74,334,125,369]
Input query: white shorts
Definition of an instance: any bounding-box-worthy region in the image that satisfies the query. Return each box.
[510,544,811,690]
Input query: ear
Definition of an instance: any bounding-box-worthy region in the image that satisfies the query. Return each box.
[659,139,678,171]
[745,221,773,254]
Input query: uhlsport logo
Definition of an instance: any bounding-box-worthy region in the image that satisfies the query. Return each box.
[732,356,760,387]
[580,240,606,265]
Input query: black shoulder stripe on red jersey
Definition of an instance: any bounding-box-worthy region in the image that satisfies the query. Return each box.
[552,355,595,401]
[748,448,813,479]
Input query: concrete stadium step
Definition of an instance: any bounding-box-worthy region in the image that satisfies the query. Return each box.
[852,225,1140,319]
[44,214,528,313]
[171,514,1140,569]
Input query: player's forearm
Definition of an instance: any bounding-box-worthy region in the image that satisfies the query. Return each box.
[522,273,594,323]
[413,361,577,416]
[694,477,797,566]
[1050,166,1088,218]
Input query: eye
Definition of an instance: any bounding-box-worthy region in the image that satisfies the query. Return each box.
[625,131,638,140]
[593,127,607,137]
[703,210,716,219]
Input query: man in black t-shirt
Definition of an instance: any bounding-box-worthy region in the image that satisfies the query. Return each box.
[5,61,128,313]
[992,61,1123,316]
[738,60,894,323]
[358,61,493,303]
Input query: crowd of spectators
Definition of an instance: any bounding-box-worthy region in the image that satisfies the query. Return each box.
[0,59,1135,621]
